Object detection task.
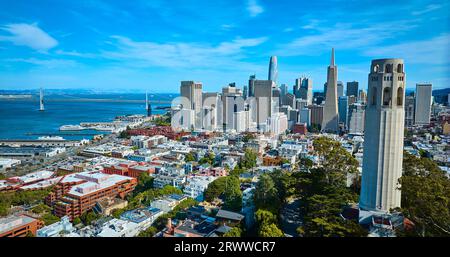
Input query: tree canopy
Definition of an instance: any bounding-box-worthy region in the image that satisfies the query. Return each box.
[398,152,450,237]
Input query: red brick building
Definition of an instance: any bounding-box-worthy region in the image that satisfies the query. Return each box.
[0,214,44,237]
[46,171,137,220]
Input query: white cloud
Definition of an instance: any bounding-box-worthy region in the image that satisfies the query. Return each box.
[247,0,264,17]
[5,58,77,68]
[101,36,268,69]
[363,33,450,65]
[55,49,97,58]
[276,20,417,56]
[412,4,442,16]
[0,23,58,52]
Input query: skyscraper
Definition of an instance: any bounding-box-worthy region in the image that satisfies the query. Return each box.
[347,103,365,134]
[309,105,324,128]
[347,81,359,97]
[180,81,203,129]
[243,85,248,100]
[254,80,274,126]
[293,78,302,98]
[268,56,278,84]
[414,83,432,125]
[248,74,256,97]
[360,59,405,212]
[280,84,288,97]
[222,84,243,130]
[39,87,44,111]
[322,48,339,133]
[145,91,152,117]
[338,96,348,127]
[300,77,313,105]
[404,95,415,127]
[337,81,344,98]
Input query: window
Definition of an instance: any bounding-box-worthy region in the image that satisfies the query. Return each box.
[372,87,377,106]
[397,64,403,73]
[386,64,393,73]
[383,87,391,106]
[397,87,404,106]
[373,64,379,72]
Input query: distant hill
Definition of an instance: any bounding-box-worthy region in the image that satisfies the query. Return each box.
[433,88,449,105]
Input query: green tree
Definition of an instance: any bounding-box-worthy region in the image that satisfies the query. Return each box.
[223,176,243,212]
[399,152,450,237]
[72,217,82,225]
[185,152,196,162]
[160,185,183,196]
[204,176,242,211]
[240,148,257,169]
[255,209,277,225]
[313,137,358,187]
[138,226,158,237]
[134,172,154,194]
[199,151,215,165]
[41,213,60,226]
[223,227,242,237]
[254,174,280,213]
[259,223,284,237]
[80,211,99,226]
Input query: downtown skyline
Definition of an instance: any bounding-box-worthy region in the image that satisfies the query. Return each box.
[0,0,449,92]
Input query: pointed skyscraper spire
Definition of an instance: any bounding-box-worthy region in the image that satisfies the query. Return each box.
[330,48,335,66]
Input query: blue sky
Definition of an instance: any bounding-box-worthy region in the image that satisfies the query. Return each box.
[0,0,449,93]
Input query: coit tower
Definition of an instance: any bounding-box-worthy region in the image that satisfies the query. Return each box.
[360,59,405,212]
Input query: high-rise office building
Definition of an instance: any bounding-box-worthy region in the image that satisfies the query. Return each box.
[338,96,348,127]
[203,92,221,131]
[293,77,302,98]
[243,85,248,100]
[414,83,432,125]
[300,77,313,105]
[404,95,415,127]
[322,48,339,133]
[280,84,288,97]
[39,88,44,111]
[358,89,368,105]
[268,112,287,135]
[283,93,296,109]
[348,103,365,134]
[222,84,243,130]
[248,74,256,97]
[299,108,311,126]
[296,99,308,111]
[360,59,405,212]
[180,81,202,129]
[337,81,344,98]
[268,56,278,84]
[347,81,359,97]
[309,105,324,128]
[254,80,274,126]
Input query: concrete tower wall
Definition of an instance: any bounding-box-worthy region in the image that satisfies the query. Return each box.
[360,59,405,212]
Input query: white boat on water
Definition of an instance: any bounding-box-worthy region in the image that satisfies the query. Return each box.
[38,136,65,141]
[59,125,85,131]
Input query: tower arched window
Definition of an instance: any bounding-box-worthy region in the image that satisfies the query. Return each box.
[372,87,377,106]
[397,64,403,73]
[383,87,391,106]
[385,64,393,73]
[397,87,404,106]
